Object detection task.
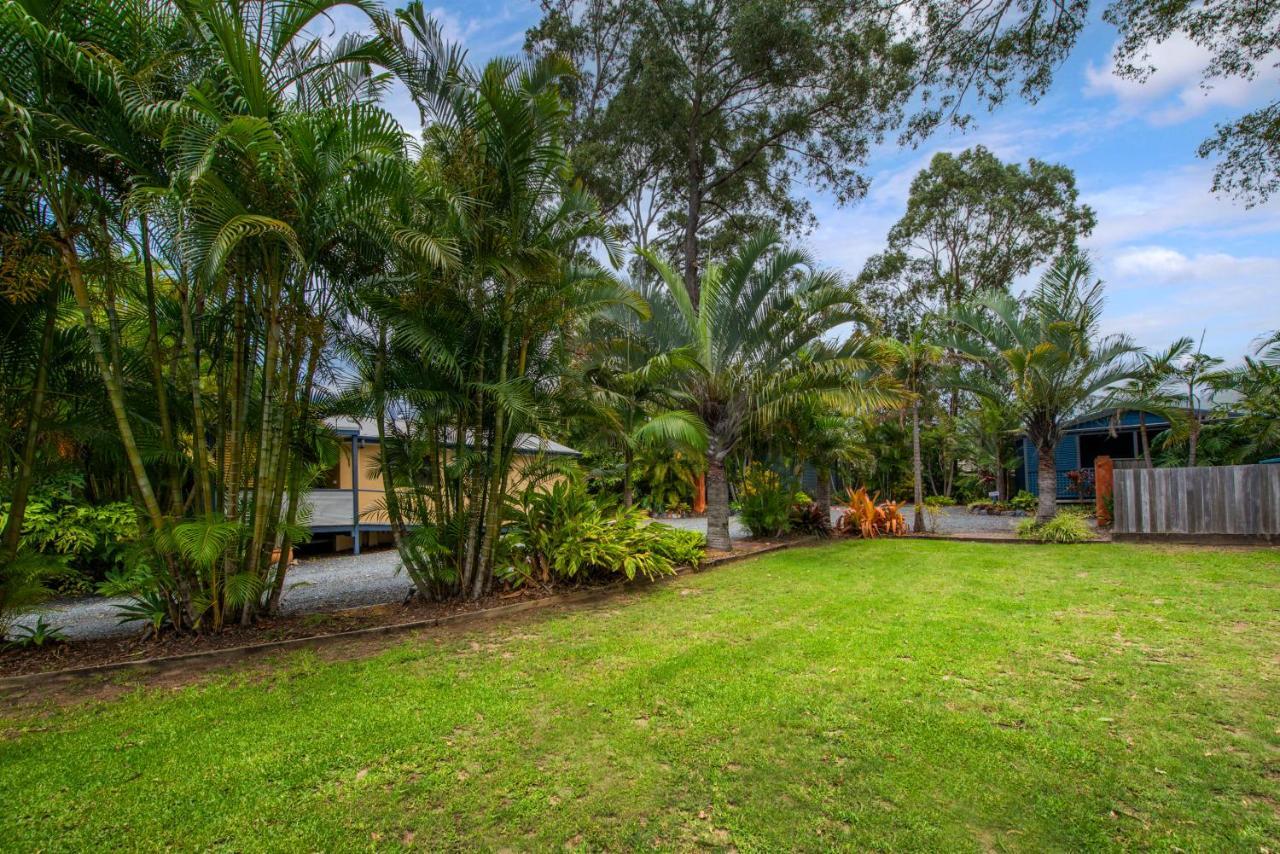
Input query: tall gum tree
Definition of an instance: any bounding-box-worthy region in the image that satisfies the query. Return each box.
[528,0,1092,306]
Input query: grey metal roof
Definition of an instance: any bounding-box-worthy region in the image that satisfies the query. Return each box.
[323,417,581,457]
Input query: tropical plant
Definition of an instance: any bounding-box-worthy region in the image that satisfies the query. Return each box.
[1166,337,1224,467]
[737,464,794,539]
[1120,337,1189,467]
[639,229,896,550]
[1017,510,1092,543]
[0,553,66,640]
[5,614,67,647]
[835,487,908,539]
[949,253,1145,522]
[345,37,641,603]
[882,327,946,532]
[0,0,410,631]
[504,479,703,583]
[789,501,833,538]
[1009,490,1038,514]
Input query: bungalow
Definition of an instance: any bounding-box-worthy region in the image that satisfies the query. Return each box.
[308,417,581,553]
[1011,409,1176,502]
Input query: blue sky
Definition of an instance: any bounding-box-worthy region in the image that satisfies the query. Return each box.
[330,1,1280,361]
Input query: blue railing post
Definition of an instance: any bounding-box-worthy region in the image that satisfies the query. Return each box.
[351,434,361,555]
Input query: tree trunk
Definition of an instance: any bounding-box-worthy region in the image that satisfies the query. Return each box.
[2,287,58,560]
[1188,416,1200,467]
[60,242,165,532]
[622,446,633,509]
[705,452,731,552]
[814,467,832,521]
[912,401,925,533]
[1036,442,1058,523]
[682,95,703,308]
[1139,412,1152,468]
[994,440,1007,501]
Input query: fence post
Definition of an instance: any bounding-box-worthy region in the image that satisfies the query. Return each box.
[1095,455,1114,526]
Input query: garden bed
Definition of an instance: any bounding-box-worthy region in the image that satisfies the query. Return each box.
[0,537,796,680]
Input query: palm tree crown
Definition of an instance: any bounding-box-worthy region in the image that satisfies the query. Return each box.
[949,252,1143,521]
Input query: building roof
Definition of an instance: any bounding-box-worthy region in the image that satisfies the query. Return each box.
[323,417,581,457]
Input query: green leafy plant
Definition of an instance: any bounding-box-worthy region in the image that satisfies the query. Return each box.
[789,502,832,538]
[1,476,140,591]
[1017,510,1093,543]
[922,495,954,532]
[737,464,794,538]
[505,480,705,584]
[1010,491,1038,513]
[6,615,67,648]
[0,553,67,640]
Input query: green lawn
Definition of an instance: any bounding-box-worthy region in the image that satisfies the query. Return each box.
[3,541,1279,851]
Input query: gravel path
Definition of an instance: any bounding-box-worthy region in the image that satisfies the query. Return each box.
[920,505,1025,535]
[10,506,1029,642]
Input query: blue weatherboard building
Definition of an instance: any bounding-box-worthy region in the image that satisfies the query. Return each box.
[1012,410,1176,501]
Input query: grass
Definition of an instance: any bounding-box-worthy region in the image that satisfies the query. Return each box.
[2,540,1279,851]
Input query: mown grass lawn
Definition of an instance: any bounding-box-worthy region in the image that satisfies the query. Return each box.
[2,540,1278,851]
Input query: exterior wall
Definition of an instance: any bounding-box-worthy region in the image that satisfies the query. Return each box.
[310,437,572,532]
[1023,434,1081,500]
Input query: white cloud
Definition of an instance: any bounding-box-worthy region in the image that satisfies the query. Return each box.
[1084,35,1276,125]
[1112,246,1280,282]
[1083,164,1280,248]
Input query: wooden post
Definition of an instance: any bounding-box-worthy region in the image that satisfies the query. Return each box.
[1095,455,1114,527]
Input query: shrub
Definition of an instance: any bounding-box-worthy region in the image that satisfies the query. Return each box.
[737,464,793,538]
[835,487,908,538]
[1016,510,1093,543]
[0,553,67,640]
[1010,490,1038,513]
[1,475,140,592]
[505,480,705,584]
[6,615,67,648]
[922,495,954,532]
[789,502,832,538]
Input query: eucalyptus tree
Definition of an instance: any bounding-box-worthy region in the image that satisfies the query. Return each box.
[640,229,897,551]
[529,0,1096,306]
[859,147,1095,327]
[949,253,1145,522]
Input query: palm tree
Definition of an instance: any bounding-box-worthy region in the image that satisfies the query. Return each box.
[350,44,640,601]
[949,253,1144,522]
[784,407,866,521]
[1122,337,1190,468]
[1167,336,1223,467]
[640,230,896,551]
[883,328,945,532]
[570,333,707,508]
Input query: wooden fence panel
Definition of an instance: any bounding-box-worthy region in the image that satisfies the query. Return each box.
[1113,464,1280,542]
